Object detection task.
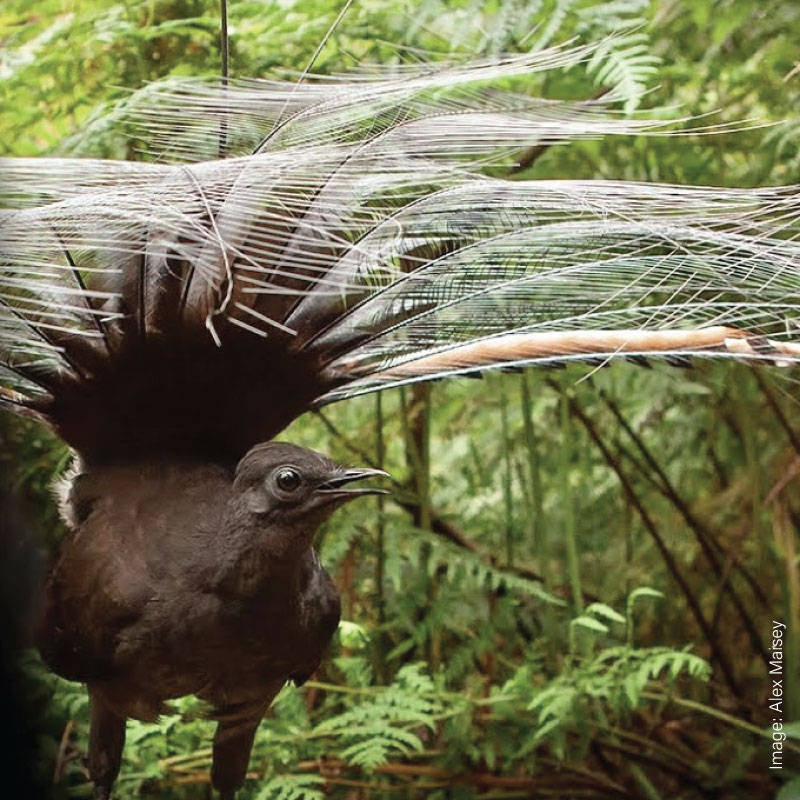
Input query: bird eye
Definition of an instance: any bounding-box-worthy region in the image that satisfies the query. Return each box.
[275,467,302,492]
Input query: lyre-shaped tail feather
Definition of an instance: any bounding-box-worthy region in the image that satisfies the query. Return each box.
[1,42,799,463]
[118,40,686,163]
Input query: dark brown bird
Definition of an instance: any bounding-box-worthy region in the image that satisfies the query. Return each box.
[2,40,799,800]
[38,445,385,799]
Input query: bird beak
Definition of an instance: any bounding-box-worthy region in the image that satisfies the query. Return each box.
[317,468,390,498]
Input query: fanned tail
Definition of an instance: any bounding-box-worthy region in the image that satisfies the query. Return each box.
[1,41,799,462]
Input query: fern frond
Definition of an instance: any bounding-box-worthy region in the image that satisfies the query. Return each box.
[255,774,325,800]
[586,32,659,112]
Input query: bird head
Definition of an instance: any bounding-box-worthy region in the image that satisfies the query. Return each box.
[230,442,387,563]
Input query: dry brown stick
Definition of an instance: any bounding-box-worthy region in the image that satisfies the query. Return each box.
[52,719,75,783]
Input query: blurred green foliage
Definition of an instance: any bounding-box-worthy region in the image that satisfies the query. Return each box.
[2,0,800,797]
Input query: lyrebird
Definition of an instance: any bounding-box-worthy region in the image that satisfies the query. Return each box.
[1,38,799,800]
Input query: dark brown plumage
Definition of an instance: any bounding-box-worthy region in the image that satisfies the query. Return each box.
[37,443,385,799]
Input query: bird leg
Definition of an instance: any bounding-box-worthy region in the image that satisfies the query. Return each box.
[87,690,126,800]
[211,701,269,800]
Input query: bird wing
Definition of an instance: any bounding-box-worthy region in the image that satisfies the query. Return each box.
[2,40,800,463]
[36,523,151,682]
[37,463,233,682]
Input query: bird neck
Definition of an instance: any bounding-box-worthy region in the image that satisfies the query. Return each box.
[213,497,319,597]
[216,536,320,600]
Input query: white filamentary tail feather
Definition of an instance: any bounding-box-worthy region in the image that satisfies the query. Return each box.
[0,38,799,458]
